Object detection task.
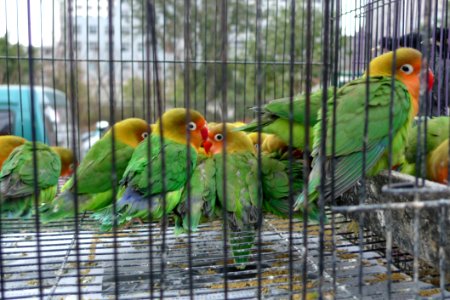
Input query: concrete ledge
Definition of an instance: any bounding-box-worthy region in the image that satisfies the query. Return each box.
[337,170,450,271]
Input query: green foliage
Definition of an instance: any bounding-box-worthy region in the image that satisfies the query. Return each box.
[0,35,33,84]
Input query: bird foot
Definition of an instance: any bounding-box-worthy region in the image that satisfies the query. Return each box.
[123,217,145,229]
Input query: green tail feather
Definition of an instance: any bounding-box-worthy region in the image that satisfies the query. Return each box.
[40,190,76,222]
[229,227,255,269]
[1,197,34,218]
[41,189,114,223]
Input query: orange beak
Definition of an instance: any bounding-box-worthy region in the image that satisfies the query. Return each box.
[203,140,212,154]
[427,69,434,92]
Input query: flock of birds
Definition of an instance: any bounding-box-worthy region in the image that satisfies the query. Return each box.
[0,47,448,268]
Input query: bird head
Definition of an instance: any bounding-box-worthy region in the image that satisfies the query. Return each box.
[154,108,208,150]
[366,47,434,115]
[247,132,268,153]
[104,118,150,148]
[0,135,26,169]
[51,146,75,177]
[0,135,26,147]
[204,123,254,155]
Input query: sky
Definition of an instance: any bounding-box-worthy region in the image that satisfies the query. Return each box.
[0,0,60,47]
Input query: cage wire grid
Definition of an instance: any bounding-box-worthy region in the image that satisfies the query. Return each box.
[0,0,449,299]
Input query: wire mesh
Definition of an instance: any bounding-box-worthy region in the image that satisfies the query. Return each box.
[0,0,449,299]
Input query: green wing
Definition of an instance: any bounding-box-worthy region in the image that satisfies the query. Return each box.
[0,142,60,218]
[236,88,332,149]
[93,135,197,231]
[215,151,259,267]
[41,137,135,223]
[65,136,135,194]
[264,87,332,125]
[174,153,216,234]
[0,142,60,199]
[297,76,412,208]
[261,155,303,218]
[122,134,197,195]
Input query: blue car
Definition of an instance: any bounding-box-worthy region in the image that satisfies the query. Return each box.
[0,85,74,147]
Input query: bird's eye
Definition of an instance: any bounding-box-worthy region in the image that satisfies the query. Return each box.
[141,132,149,139]
[214,134,223,141]
[187,122,197,131]
[400,64,414,74]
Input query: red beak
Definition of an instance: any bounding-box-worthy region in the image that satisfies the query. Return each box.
[427,69,435,92]
[203,140,212,153]
[200,126,209,141]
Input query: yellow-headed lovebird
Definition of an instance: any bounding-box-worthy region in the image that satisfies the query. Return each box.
[0,135,26,170]
[204,123,259,269]
[50,147,75,177]
[402,116,449,175]
[427,139,449,184]
[93,108,209,231]
[0,141,61,218]
[41,118,150,222]
[236,87,333,150]
[295,48,435,213]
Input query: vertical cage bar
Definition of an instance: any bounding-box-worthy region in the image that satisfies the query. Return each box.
[318,0,331,297]
[183,0,195,298]
[302,0,313,298]
[255,0,264,298]
[220,0,229,297]
[106,0,120,298]
[287,0,296,298]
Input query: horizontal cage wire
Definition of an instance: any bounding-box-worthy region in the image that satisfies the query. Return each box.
[0,0,449,299]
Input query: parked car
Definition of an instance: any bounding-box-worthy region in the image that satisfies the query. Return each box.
[0,85,76,148]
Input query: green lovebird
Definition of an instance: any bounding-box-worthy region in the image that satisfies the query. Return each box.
[92,108,209,231]
[204,123,260,269]
[40,118,150,222]
[0,142,62,218]
[173,148,217,235]
[402,116,450,176]
[236,87,333,150]
[295,48,435,212]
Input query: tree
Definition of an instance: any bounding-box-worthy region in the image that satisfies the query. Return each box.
[124,1,325,122]
[0,34,34,84]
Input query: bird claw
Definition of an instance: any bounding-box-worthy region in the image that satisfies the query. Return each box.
[123,217,145,229]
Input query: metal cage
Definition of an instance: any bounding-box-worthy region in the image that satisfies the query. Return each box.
[0,0,449,299]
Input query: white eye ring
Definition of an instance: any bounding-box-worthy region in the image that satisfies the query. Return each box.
[400,64,414,75]
[188,122,197,131]
[141,132,149,139]
[254,144,259,150]
[214,134,223,141]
